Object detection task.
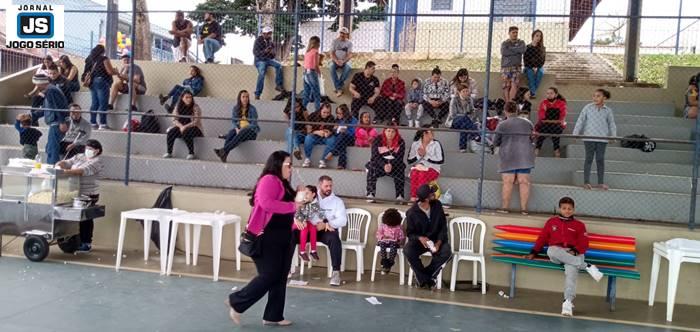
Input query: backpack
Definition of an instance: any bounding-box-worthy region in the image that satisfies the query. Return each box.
[140,109,161,133]
[621,134,656,153]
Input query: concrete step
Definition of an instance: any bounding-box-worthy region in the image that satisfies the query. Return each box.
[566,144,694,164]
[572,171,694,195]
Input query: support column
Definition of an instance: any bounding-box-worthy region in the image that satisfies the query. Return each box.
[624,0,642,82]
[105,0,119,59]
[339,0,353,32]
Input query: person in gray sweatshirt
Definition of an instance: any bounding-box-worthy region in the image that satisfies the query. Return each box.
[494,101,535,215]
[572,89,616,190]
[61,104,92,160]
[501,26,526,103]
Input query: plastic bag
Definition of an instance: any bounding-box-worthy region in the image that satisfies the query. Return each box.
[439,188,453,207]
[319,74,327,96]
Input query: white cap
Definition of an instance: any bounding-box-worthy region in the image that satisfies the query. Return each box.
[262,26,273,33]
[339,27,349,34]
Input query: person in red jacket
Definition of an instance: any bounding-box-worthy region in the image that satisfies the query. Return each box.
[376,64,406,124]
[525,197,603,317]
[534,87,567,158]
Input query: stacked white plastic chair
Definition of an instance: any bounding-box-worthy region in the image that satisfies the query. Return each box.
[648,238,700,322]
[449,217,487,294]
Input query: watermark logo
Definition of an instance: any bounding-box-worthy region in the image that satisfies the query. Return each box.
[5,5,64,49]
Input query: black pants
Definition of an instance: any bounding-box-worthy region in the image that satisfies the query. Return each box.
[378,241,401,268]
[404,238,452,285]
[293,228,343,271]
[229,215,294,322]
[60,142,85,160]
[351,96,376,119]
[422,100,449,122]
[375,97,403,123]
[535,124,563,150]
[79,195,100,244]
[166,126,202,154]
[366,165,405,198]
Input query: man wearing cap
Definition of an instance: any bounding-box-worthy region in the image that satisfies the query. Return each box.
[329,27,353,97]
[108,54,147,113]
[404,184,452,289]
[32,73,69,164]
[253,26,284,100]
[199,12,223,64]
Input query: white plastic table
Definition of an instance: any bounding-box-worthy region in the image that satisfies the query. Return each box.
[166,212,241,281]
[116,208,187,275]
[648,238,700,322]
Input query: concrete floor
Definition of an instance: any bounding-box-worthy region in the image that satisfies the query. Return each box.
[0,256,685,332]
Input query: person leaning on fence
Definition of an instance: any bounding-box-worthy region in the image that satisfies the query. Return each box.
[535,87,567,158]
[449,68,478,100]
[405,78,424,128]
[349,61,381,119]
[354,111,378,147]
[14,113,42,160]
[302,102,336,168]
[169,11,193,63]
[501,26,526,102]
[214,90,259,163]
[524,197,603,317]
[163,90,203,160]
[47,64,74,104]
[404,184,451,289]
[159,65,204,113]
[523,29,546,99]
[446,84,479,153]
[323,104,357,170]
[573,89,617,191]
[58,55,81,95]
[407,127,444,202]
[366,121,406,203]
[329,27,353,97]
[82,44,116,130]
[494,101,535,215]
[253,26,285,100]
[684,75,698,119]
[61,104,92,160]
[109,53,147,113]
[376,64,406,123]
[199,12,223,64]
[422,66,451,127]
[302,36,323,112]
[285,98,310,161]
[375,208,406,274]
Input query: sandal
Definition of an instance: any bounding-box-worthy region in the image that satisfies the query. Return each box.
[583,184,593,190]
[520,211,529,216]
[263,320,293,326]
[496,209,509,214]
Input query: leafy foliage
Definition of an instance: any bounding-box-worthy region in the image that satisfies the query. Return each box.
[603,54,700,85]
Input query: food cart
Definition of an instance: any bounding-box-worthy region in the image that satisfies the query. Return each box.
[0,159,105,262]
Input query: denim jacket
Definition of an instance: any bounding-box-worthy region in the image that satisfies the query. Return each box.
[232,104,260,133]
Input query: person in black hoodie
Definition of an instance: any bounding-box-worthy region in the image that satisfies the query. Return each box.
[404,184,452,289]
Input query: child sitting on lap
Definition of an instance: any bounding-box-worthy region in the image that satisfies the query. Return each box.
[375,208,406,274]
[294,185,325,262]
[525,197,603,317]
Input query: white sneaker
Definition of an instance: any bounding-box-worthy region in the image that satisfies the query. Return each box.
[586,264,603,282]
[162,153,172,158]
[319,160,327,169]
[186,154,196,160]
[396,195,404,202]
[98,125,110,130]
[329,271,341,286]
[414,121,421,128]
[561,300,574,316]
[366,194,375,203]
[459,149,467,153]
[302,158,311,168]
[408,120,414,127]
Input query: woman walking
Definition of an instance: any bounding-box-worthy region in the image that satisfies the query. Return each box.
[228,151,301,327]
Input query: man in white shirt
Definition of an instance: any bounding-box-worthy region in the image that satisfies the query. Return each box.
[315,175,347,286]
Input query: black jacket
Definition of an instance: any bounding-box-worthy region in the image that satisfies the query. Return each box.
[253,36,275,62]
[405,200,449,244]
[368,137,406,172]
[523,45,546,68]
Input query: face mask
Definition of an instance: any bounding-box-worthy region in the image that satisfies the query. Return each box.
[85,149,96,159]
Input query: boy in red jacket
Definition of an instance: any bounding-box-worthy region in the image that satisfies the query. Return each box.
[525,197,603,316]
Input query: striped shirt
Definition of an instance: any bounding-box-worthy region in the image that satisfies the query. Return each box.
[65,155,103,195]
[572,103,617,143]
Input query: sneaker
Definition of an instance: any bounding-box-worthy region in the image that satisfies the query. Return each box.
[164,104,174,113]
[98,125,110,131]
[163,153,172,158]
[586,264,603,282]
[158,94,168,105]
[381,270,387,275]
[310,251,320,261]
[186,154,196,160]
[254,95,261,100]
[214,148,227,163]
[318,160,327,169]
[91,123,99,129]
[382,266,391,274]
[329,271,341,286]
[275,85,285,92]
[107,105,114,111]
[76,243,92,252]
[293,149,302,160]
[366,193,375,203]
[561,300,574,316]
[396,195,404,203]
[299,252,310,262]
[408,120,415,127]
[302,158,311,168]
[459,149,467,153]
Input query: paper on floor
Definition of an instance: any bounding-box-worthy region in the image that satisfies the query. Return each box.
[365,297,382,305]
[288,280,308,286]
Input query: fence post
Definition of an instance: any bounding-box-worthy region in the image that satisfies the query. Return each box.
[532,0,537,31]
[589,0,596,53]
[476,0,496,213]
[320,0,325,50]
[124,0,137,186]
[689,117,699,230]
[288,0,302,153]
[675,0,683,55]
[459,0,466,53]
[90,31,94,49]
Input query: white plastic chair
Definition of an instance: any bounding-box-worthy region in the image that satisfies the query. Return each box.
[449,217,487,294]
[370,210,406,285]
[293,240,333,278]
[339,208,372,282]
[648,238,700,322]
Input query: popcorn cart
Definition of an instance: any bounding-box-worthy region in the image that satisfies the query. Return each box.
[0,160,105,262]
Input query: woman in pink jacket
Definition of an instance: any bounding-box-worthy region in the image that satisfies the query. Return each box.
[228,151,301,327]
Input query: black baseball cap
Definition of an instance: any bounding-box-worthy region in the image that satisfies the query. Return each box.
[416,184,436,201]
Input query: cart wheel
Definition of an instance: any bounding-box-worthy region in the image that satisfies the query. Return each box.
[23,235,50,262]
[57,235,81,254]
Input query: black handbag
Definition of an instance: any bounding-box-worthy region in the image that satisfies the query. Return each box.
[238,230,262,258]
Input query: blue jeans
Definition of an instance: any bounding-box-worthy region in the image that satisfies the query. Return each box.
[168,85,186,106]
[302,71,321,112]
[222,127,258,154]
[255,59,284,97]
[89,76,110,125]
[524,67,544,96]
[203,38,221,61]
[328,132,355,168]
[451,116,478,150]
[286,128,306,150]
[329,61,352,91]
[304,134,335,159]
[46,124,64,164]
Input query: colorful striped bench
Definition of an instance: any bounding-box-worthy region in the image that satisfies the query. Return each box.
[491,225,640,311]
